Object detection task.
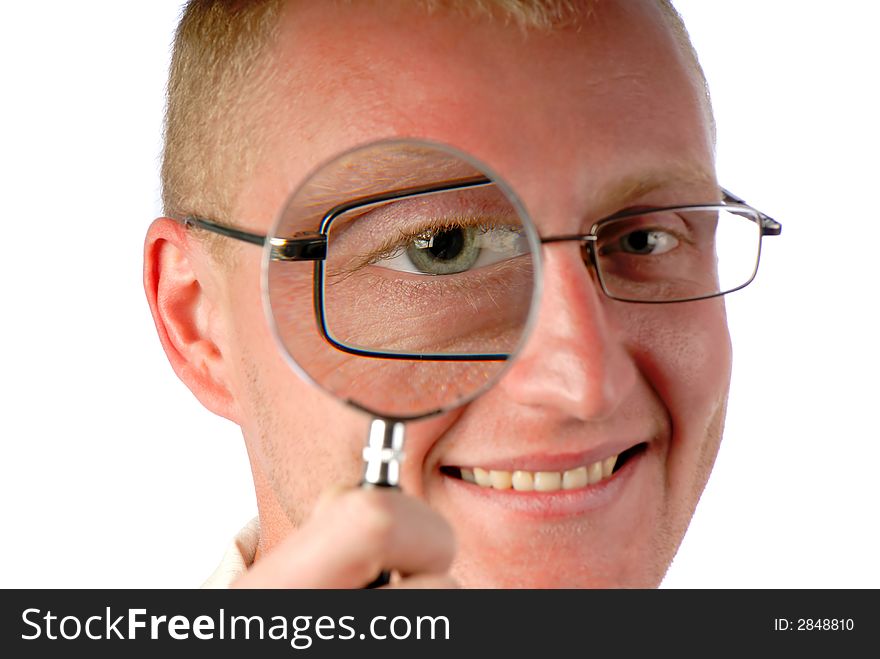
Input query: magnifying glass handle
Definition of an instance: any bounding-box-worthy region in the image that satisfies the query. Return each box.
[360,418,406,588]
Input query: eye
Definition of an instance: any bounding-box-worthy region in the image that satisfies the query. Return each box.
[407,226,479,274]
[615,229,679,255]
[376,225,528,275]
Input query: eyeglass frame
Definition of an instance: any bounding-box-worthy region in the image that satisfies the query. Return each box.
[181,180,781,362]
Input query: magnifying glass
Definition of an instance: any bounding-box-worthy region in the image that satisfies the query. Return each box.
[261,139,542,585]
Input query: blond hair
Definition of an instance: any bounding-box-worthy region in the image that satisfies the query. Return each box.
[161,0,706,236]
[162,0,282,225]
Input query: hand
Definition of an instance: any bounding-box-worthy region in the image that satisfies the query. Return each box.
[232,486,458,588]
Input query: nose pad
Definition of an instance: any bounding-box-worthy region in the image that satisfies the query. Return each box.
[578,239,605,296]
[579,239,591,268]
[542,236,598,278]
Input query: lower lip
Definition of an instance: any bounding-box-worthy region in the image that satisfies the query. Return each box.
[439,449,645,518]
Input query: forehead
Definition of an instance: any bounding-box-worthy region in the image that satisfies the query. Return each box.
[239,0,713,228]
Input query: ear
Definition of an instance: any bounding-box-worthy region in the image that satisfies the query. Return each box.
[143,218,239,423]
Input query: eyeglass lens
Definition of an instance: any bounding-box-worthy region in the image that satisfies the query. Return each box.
[594,207,761,302]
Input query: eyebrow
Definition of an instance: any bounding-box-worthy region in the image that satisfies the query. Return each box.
[296,148,484,212]
[284,153,717,234]
[589,162,718,218]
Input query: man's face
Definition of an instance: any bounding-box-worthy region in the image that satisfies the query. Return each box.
[214,0,729,587]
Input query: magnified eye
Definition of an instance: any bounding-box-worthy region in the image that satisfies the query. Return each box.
[614,229,679,255]
[377,225,528,275]
[407,227,478,274]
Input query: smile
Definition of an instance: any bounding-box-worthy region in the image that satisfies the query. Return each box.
[440,443,648,493]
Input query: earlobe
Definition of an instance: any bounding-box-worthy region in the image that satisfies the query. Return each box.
[143,218,239,422]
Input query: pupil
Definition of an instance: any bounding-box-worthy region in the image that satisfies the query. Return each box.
[626,231,650,252]
[428,228,465,260]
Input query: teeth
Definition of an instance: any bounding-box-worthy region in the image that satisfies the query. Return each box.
[474,467,492,487]
[587,461,603,485]
[457,451,624,493]
[534,471,562,492]
[489,470,512,490]
[602,455,617,479]
[562,466,588,490]
[511,470,534,491]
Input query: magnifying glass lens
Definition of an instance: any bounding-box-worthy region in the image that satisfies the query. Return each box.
[265,140,540,420]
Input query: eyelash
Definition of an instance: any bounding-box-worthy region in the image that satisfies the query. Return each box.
[362,217,509,265]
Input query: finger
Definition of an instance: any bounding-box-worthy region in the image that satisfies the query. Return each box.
[233,487,455,589]
[311,483,349,516]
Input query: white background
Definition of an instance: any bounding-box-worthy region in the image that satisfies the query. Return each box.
[1,2,877,588]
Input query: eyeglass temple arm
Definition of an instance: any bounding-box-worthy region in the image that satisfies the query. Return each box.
[182,216,327,261]
[720,188,782,236]
[185,185,783,250]
[183,216,265,246]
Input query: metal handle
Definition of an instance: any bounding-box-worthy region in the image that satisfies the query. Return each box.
[360,418,406,587]
[361,418,405,487]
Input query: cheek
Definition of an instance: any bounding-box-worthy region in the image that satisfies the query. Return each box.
[620,298,732,477]
[223,260,369,522]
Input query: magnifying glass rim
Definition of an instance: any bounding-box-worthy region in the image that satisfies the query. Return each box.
[260,136,545,422]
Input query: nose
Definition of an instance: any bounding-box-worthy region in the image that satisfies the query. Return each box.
[498,242,638,421]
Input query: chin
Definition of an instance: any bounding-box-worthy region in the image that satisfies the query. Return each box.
[450,547,671,589]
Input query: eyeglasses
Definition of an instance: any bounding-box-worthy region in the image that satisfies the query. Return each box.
[542,187,782,303]
[182,180,780,360]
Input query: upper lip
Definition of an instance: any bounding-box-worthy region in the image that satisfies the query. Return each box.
[439,437,648,473]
